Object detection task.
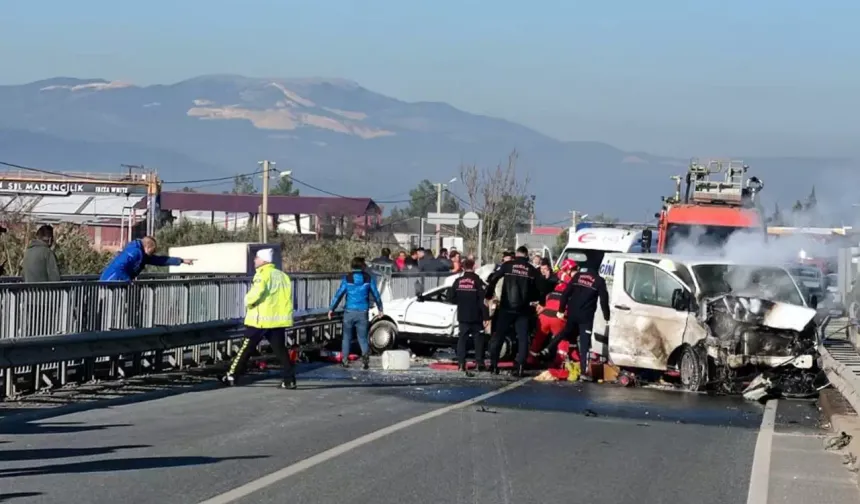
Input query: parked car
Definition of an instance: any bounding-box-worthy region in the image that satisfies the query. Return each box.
[368,264,515,359]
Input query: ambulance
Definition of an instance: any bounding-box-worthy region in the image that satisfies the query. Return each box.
[546,225,656,272]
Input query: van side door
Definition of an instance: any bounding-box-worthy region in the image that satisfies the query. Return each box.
[608,260,690,371]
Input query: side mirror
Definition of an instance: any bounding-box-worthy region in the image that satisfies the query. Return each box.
[671,288,690,311]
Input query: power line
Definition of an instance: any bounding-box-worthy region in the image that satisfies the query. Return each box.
[161,171,263,185]
[0,161,119,181]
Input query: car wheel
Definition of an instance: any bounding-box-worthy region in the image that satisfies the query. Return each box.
[369,320,397,354]
[679,345,706,392]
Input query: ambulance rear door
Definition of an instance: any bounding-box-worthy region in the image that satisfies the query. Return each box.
[590,254,618,359]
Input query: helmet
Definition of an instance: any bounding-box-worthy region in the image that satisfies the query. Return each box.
[560,259,578,271]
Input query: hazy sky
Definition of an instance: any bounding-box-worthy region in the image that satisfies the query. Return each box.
[2,0,857,157]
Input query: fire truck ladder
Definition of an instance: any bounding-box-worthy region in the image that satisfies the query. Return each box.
[687,158,749,206]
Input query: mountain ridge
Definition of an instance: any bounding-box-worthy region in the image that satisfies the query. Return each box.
[0,75,855,221]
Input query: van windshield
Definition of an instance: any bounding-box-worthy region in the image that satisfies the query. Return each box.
[557,248,605,270]
[692,264,804,306]
[665,224,764,255]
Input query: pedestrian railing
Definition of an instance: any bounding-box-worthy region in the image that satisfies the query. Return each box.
[0,271,453,341]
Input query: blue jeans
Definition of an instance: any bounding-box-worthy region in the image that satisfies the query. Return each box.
[342,310,370,360]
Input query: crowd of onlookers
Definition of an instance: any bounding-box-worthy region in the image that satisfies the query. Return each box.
[370,246,478,273]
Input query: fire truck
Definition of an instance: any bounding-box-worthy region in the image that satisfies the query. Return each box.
[655,158,766,254]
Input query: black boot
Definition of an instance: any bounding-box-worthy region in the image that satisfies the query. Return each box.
[362,354,370,370]
[489,364,500,375]
[280,379,297,390]
[511,364,525,378]
[459,364,474,377]
[476,362,487,372]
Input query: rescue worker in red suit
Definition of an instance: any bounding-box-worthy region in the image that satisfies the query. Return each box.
[528,259,577,366]
[545,264,610,381]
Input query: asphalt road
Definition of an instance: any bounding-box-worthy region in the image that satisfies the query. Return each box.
[0,364,858,504]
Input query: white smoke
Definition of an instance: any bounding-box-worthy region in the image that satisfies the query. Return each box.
[667,226,835,306]
[668,226,831,266]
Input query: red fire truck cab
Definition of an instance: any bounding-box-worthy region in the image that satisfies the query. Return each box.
[656,159,766,254]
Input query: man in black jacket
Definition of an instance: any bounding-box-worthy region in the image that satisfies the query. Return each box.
[371,248,394,267]
[448,259,489,375]
[485,246,541,376]
[551,266,611,381]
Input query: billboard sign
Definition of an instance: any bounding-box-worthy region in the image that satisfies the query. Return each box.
[0,179,148,195]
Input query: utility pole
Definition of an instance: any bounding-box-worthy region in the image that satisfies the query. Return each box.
[434,182,443,255]
[529,195,536,233]
[259,160,274,243]
[432,177,457,255]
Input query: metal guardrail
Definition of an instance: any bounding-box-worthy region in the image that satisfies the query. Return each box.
[0,269,454,399]
[0,309,344,399]
[0,271,453,341]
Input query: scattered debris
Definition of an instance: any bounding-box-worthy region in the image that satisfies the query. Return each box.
[825,432,852,451]
[842,452,858,472]
[583,409,598,417]
[476,406,497,414]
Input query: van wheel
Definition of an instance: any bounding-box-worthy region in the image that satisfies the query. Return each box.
[679,345,706,392]
[369,320,397,354]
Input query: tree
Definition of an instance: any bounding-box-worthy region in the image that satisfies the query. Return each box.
[791,200,804,213]
[269,176,299,196]
[589,213,618,224]
[388,179,460,221]
[770,203,784,226]
[232,174,257,195]
[460,150,531,263]
[804,186,817,212]
[0,210,112,276]
[180,186,197,193]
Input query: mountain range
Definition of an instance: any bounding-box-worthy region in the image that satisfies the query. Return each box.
[0,75,857,222]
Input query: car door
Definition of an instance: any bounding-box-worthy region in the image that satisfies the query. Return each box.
[608,260,690,370]
[402,286,457,336]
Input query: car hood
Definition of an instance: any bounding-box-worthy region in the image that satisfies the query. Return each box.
[703,294,817,332]
[371,297,413,319]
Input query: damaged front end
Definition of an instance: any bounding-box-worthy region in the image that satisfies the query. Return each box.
[698,294,821,397]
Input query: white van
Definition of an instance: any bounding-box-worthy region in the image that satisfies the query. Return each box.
[590,253,817,391]
[547,227,655,271]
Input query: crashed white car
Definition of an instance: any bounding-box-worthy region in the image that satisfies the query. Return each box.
[594,253,819,392]
[367,265,512,357]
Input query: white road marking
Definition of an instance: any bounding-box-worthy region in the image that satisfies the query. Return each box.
[198,377,533,504]
[746,399,777,504]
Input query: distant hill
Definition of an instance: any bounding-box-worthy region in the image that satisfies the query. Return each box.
[0,75,856,221]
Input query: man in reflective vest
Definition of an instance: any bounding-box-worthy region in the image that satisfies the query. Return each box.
[528,259,577,366]
[222,248,296,389]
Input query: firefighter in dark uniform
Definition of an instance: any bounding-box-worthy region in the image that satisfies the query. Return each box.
[549,264,611,381]
[447,258,489,375]
[485,246,542,377]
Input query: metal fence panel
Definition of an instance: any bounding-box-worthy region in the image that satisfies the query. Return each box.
[0,271,456,340]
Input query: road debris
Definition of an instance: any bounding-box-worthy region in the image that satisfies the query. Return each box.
[825,431,852,451]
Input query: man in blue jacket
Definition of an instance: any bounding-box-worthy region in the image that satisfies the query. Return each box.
[99,236,194,281]
[328,257,383,370]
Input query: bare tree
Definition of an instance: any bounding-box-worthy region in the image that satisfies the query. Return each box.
[459,150,532,263]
